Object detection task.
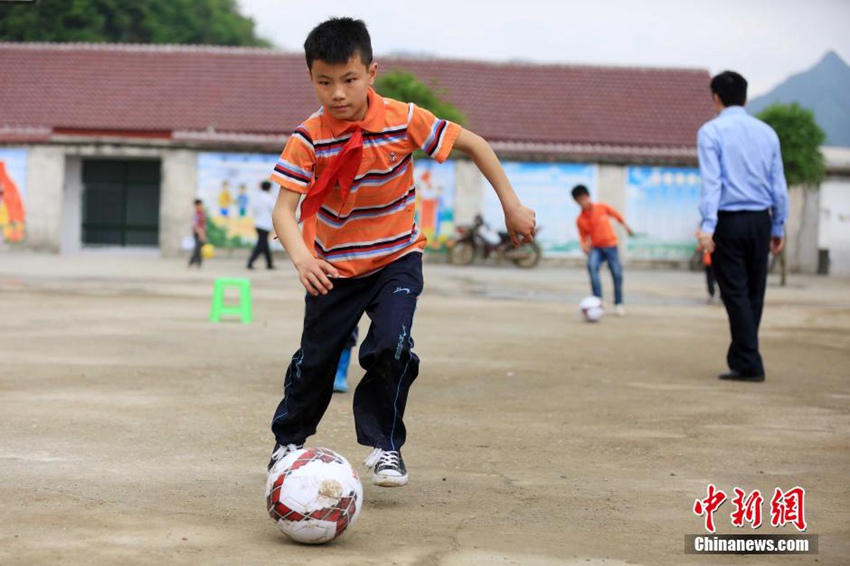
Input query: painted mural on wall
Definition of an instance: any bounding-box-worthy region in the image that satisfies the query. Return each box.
[625,166,702,259]
[0,148,27,244]
[414,159,456,251]
[196,152,279,249]
[197,152,457,251]
[482,161,597,256]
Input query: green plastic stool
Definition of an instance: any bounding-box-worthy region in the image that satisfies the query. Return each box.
[210,278,253,324]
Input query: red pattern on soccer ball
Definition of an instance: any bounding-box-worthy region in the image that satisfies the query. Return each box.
[266,448,358,538]
[267,489,358,536]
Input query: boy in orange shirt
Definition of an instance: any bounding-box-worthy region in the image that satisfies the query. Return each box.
[268,18,536,487]
[572,185,633,316]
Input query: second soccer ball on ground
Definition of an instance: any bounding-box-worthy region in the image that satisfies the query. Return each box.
[579,296,605,322]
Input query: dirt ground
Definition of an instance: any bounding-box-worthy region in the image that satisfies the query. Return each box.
[1,251,848,566]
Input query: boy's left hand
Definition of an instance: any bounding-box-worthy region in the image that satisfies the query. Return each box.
[504,204,536,245]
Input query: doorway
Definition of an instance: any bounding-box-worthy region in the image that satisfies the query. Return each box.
[82,159,161,247]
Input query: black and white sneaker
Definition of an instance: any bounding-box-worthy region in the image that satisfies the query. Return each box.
[267,443,302,472]
[364,448,408,487]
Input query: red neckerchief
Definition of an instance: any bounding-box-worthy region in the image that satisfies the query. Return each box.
[299,128,363,250]
[300,88,385,253]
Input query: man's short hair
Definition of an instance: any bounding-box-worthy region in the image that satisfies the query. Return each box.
[304,17,373,69]
[710,71,748,107]
[194,198,203,205]
[571,185,590,200]
[260,181,272,192]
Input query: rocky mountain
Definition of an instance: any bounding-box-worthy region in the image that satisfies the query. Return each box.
[749,51,850,147]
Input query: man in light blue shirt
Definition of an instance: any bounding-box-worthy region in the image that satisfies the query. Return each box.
[696,71,789,382]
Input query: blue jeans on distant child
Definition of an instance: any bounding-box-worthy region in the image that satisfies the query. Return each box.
[588,246,623,305]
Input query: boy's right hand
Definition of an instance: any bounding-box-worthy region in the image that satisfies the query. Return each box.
[294,256,339,296]
[504,204,536,245]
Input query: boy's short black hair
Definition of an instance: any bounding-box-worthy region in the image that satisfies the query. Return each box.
[194,198,203,205]
[710,71,748,107]
[571,185,590,200]
[260,181,272,191]
[304,17,373,69]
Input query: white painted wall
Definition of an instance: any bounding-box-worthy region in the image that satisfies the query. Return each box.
[820,177,850,277]
[17,140,845,273]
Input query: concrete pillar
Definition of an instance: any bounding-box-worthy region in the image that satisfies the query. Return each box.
[160,150,198,257]
[60,156,83,254]
[597,164,629,258]
[454,159,484,225]
[25,146,66,252]
[785,185,820,274]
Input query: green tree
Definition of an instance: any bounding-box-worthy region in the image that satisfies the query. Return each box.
[756,102,826,187]
[0,0,271,46]
[375,71,467,125]
[756,102,826,284]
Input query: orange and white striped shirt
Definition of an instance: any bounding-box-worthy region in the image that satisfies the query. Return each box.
[270,88,461,278]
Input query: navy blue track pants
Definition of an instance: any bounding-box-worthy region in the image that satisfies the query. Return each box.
[271,253,423,451]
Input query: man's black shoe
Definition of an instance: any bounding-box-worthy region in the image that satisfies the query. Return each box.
[719,370,765,382]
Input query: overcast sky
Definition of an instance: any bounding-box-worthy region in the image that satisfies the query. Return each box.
[238,0,849,97]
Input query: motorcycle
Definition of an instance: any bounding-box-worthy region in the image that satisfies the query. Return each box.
[448,215,542,268]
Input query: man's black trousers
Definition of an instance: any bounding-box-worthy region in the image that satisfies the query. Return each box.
[712,210,772,376]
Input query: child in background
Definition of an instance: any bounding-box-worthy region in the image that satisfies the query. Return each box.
[333,327,359,393]
[188,199,206,268]
[572,185,633,316]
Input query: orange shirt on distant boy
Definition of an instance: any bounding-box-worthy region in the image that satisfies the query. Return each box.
[576,203,624,248]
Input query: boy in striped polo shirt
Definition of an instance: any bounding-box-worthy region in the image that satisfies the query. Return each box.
[268,17,536,487]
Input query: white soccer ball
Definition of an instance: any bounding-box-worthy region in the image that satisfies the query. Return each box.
[266,447,363,544]
[579,296,604,322]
